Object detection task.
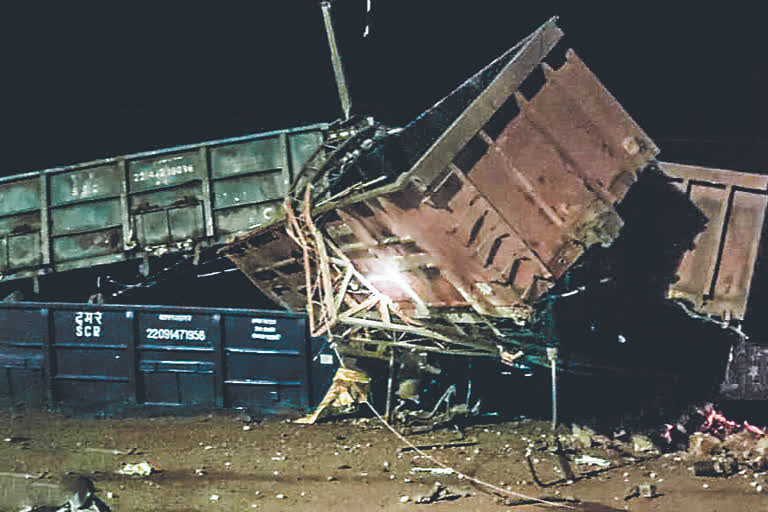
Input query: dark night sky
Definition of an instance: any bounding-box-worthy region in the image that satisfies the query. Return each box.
[1,1,767,177]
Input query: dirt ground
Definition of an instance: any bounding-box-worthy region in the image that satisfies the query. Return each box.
[0,409,766,512]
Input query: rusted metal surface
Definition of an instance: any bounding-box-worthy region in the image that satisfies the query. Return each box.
[662,162,768,321]
[451,49,657,280]
[225,20,658,332]
[0,124,326,281]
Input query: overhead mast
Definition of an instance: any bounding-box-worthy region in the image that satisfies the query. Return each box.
[319,1,352,120]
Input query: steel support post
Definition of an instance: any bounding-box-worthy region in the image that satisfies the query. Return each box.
[547,346,558,430]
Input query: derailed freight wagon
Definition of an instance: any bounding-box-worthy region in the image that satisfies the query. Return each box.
[0,124,326,282]
[222,18,768,384]
[220,19,656,355]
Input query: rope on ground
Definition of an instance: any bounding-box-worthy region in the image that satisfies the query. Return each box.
[363,400,572,509]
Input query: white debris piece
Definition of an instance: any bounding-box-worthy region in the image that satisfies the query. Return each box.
[574,455,611,467]
[118,461,154,477]
[410,467,454,475]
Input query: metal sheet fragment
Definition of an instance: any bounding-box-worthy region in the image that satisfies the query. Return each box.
[663,162,768,320]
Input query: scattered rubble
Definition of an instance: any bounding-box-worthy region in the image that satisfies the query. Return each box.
[570,425,595,450]
[414,482,466,504]
[624,483,658,500]
[631,435,659,455]
[687,432,722,458]
[690,457,738,477]
[574,455,611,468]
[117,462,154,477]
[681,406,768,481]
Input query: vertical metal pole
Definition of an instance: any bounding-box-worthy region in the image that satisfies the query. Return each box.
[38,171,51,266]
[320,1,352,120]
[125,310,139,404]
[385,347,395,421]
[212,314,225,408]
[547,347,558,430]
[199,147,215,238]
[118,159,132,250]
[41,308,56,407]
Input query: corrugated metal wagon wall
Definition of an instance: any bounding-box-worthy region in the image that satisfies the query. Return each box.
[0,303,338,415]
[0,124,326,282]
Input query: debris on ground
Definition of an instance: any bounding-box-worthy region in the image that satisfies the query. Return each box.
[294,368,370,424]
[687,432,722,458]
[638,483,658,498]
[409,467,455,475]
[624,483,658,500]
[631,435,659,455]
[414,482,466,504]
[680,406,768,481]
[574,455,611,467]
[690,456,738,477]
[117,462,154,477]
[570,425,595,450]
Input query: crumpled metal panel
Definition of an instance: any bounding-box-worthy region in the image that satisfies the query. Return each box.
[457,50,657,278]
[225,21,658,321]
[226,229,309,310]
[332,173,552,317]
[663,162,768,321]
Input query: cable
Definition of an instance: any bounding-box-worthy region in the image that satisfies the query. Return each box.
[328,344,570,508]
[363,400,571,508]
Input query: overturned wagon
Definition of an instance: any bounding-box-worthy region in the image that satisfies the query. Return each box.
[224,18,768,387]
[224,19,666,365]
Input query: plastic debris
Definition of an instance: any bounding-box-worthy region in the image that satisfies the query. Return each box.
[574,455,611,467]
[118,461,154,477]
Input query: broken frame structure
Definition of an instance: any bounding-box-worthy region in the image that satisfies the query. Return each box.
[222,18,768,382]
